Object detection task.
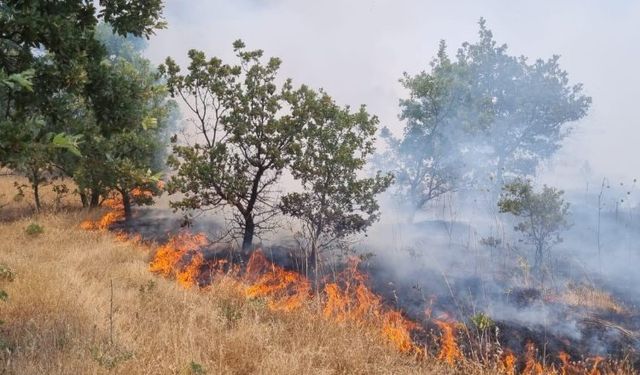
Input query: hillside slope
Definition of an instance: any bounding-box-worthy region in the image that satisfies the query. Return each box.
[0,212,456,374]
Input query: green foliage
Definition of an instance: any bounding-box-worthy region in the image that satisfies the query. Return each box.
[89,345,133,370]
[498,178,570,270]
[185,361,207,375]
[25,223,44,236]
[0,69,34,92]
[162,41,305,250]
[0,264,15,283]
[218,299,243,328]
[281,87,392,262]
[380,41,470,219]
[1,2,168,213]
[0,264,14,312]
[382,19,591,218]
[67,25,174,216]
[470,312,495,331]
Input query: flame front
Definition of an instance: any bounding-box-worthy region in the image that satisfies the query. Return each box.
[149,232,208,284]
[435,319,461,365]
[322,259,422,354]
[245,251,311,312]
[79,206,623,372]
[523,341,544,375]
[501,351,516,375]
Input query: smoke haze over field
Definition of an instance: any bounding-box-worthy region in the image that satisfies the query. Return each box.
[145,0,640,186]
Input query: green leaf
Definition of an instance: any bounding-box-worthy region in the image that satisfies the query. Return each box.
[141,116,158,130]
[52,133,82,156]
[8,69,35,91]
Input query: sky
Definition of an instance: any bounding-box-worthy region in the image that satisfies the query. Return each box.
[144,0,640,187]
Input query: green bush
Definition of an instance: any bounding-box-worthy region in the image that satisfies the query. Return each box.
[25,223,44,236]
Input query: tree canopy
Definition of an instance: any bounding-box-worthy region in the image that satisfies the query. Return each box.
[281,87,392,271]
[383,19,591,220]
[498,178,570,271]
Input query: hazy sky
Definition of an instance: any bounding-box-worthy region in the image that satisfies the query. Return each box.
[144,0,640,186]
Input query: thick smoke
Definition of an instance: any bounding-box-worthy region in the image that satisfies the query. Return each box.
[138,0,640,360]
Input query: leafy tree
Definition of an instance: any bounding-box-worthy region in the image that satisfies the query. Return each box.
[161,41,304,250]
[381,41,485,221]
[0,65,81,212]
[0,0,166,166]
[281,87,392,271]
[385,19,590,220]
[458,19,591,186]
[71,26,173,218]
[498,178,570,271]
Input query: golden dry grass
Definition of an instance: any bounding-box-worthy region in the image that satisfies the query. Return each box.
[0,212,441,375]
[0,176,473,375]
[561,284,627,314]
[0,175,634,375]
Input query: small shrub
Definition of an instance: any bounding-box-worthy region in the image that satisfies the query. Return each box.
[138,280,156,296]
[470,312,495,331]
[25,223,44,236]
[182,361,207,375]
[0,264,15,282]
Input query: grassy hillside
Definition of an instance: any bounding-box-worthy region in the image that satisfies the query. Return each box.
[0,177,452,375]
[0,176,634,375]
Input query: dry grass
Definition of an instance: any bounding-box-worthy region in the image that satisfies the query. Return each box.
[0,213,442,375]
[561,283,627,314]
[0,175,634,374]
[0,176,473,375]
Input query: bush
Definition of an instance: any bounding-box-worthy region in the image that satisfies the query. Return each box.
[25,223,44,236]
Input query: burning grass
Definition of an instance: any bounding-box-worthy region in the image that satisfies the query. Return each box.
[1,175,638,374]
[0,213,439,374]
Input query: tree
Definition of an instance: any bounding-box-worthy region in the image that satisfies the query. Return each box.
[162,41,304,251]
[0,0,166,165]
[381,41,485,222]
[71,25,173,219]
[456,19,591,187]
[385,19,591,220]
[498,178,570,271]
[0,65,81,212]
[280,87,392,273]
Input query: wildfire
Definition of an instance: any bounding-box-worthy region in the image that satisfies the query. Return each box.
[501,351,517,375]
[589,356,603,375]
[523,341,544,375]
[435,319,462,365]
[78,205,624,373]
[79,185,162,231]
[244,251,311,312]
[149,232,208,283]
[321,259,422,354]
[78,195,123,230]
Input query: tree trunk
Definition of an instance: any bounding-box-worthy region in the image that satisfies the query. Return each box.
[32,180,41,213]
[242,215,255,252]
[79,192,88,208]
[89,189,100,208]
[534,243,544,274]
[122,190,132,221]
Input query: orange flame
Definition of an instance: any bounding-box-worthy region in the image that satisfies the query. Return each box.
[245,251,311,312]
[501,351,516,375]
[321,258,421,354]
[589,356,603,375]
[435,319,461,365]
[177,252,204,288]
[558,351,570,375]
[523,341,544,375]
[149,232,208,280]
